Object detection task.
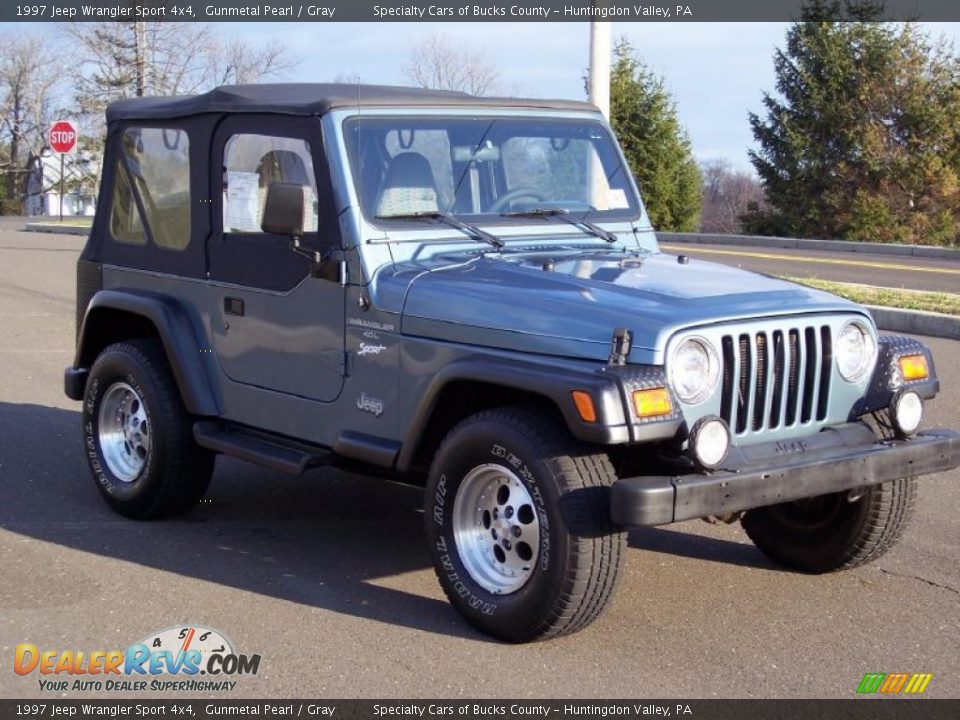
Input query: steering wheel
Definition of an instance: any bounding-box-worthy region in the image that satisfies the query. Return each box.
[489,187,547,213]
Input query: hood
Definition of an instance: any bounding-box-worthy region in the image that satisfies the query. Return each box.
[377,249,867,364]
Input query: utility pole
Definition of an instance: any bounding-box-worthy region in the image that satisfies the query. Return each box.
[134,21,147,96]
[588,20,611,119]
[587,17,612,209]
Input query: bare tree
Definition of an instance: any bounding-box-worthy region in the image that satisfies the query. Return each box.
[332,72,362,84]
[55,21,298,199]
[699,159,767,234]
[206,36,299,86]
[62,23,209,118]
[61,23,298,120]
[403,35,503,96]
[0,34,61,213]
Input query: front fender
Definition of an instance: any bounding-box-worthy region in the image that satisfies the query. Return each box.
[395,355,682,472]
[853,335,939,417]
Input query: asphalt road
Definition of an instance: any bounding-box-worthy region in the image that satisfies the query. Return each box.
[1,227,958,700]
[660,242,960,294]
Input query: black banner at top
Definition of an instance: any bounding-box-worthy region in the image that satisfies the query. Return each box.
[0,700,958,720]
[5,0,960,23]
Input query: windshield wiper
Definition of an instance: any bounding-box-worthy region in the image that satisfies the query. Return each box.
[502,208,618,244]
[376,211,504,250]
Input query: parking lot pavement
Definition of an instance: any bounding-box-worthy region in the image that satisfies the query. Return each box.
[1,227,958,699]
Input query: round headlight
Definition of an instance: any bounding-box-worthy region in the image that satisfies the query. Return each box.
[836,321,876,382]
[669,338,720,404]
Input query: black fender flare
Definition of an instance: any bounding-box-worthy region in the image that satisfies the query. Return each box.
[73,289,219,416]
[852,334,940,417]
[394,355,633,473]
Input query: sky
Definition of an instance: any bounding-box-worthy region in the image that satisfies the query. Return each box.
[217,21,960,172]
[222,21,794,171]
[15,21,960,172]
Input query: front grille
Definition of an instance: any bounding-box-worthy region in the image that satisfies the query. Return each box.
[720,324,832,434]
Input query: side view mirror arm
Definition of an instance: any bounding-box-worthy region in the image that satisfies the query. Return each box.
[292,238,348,286]
[290,234,322,264]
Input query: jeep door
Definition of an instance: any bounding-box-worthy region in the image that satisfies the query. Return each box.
[207,116,345,402]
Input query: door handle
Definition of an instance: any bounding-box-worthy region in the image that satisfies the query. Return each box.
[224,297,245,316]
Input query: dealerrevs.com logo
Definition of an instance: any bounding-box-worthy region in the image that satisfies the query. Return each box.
[14,625,261,693]
[856,672,933,695]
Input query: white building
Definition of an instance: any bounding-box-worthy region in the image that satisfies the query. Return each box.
[24,150,100,217]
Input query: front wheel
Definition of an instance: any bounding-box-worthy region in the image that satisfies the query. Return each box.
[742,478,917,573]
[424,407,626,642]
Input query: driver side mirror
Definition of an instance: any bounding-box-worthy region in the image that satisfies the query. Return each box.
[261,181,322,264]
[261,181,305,237]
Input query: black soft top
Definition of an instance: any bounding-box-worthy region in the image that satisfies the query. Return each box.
[105,83,598,122]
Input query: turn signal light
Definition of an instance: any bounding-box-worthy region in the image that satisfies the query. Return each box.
[633,388,673,418]
[571,391,597,423]
[898,354,929,381]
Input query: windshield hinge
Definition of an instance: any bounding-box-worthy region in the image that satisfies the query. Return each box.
[608,327,633,366]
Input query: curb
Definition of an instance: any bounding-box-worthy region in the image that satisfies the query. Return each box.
[659,231,960,261]
[23,222,90,236]
[866,305,960,341]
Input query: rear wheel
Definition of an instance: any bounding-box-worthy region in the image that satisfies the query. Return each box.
[424,407,626,642]
[83,339,214,519]
[742,479,917,573]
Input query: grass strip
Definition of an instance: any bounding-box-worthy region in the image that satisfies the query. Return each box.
[782,276,960,317]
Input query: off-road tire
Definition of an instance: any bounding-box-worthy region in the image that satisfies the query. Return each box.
[83,339,214,519]
[742,479,917,573]
[424,407,626,642]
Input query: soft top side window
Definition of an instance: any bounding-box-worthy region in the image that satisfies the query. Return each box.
[222,134,319,234]
[110,127,191,251]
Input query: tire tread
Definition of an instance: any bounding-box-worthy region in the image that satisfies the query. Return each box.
[87,339,213,519]
[742,478,917,573]
[429,406,626,641]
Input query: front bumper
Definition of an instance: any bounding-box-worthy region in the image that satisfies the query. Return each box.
[611,423,960,526]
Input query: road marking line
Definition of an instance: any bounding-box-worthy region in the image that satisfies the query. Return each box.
[660,244,960,276]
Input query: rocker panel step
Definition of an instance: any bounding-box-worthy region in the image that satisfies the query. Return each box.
[193,421,330,476]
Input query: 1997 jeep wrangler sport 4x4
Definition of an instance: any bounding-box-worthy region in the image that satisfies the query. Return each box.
[66,84,959,642]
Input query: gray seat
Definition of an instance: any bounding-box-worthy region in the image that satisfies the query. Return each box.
[375,152,439,217]
[257,150,311,187]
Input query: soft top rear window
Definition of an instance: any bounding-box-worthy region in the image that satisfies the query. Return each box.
[111,127,191,251]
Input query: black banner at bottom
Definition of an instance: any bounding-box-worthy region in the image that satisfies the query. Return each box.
[1,700,958,720]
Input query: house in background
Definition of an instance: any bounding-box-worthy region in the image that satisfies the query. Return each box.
[23,150,99,217]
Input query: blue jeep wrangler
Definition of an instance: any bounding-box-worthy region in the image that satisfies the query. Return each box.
[65,84,959,642]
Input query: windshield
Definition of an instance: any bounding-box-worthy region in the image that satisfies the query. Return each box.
[343,115,640,226]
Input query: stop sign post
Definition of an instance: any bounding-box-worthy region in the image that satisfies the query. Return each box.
[48,120,78,221]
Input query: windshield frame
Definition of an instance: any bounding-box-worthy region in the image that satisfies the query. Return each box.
[339,108,644,234]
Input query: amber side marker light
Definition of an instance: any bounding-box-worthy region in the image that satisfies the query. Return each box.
[899,354,929,381]
[633,388,673,418]
[571,391,597,423]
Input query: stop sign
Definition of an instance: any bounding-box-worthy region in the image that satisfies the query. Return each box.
[49,120,77,154]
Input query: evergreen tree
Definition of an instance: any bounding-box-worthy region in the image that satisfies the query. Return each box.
[747,1,960,245]
[608,38,702,231]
